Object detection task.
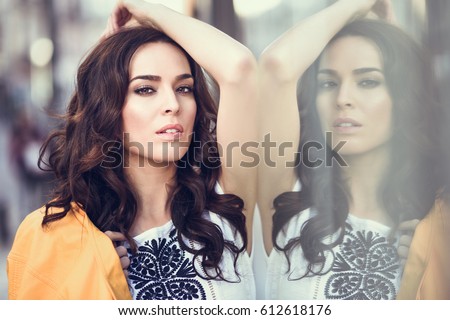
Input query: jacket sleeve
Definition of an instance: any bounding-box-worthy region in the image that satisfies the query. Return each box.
[397,199,450,299]
[7,207,132,299]
[7,209,64,299]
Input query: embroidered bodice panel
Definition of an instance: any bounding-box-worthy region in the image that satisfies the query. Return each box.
[127,212,255,300]
[266,209,402,300]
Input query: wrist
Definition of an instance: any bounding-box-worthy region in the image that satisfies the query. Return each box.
[331,1,362,24]
[335,0,376,22]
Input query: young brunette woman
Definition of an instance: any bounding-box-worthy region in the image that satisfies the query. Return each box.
[258,0,450,299]
[7,0,257,300]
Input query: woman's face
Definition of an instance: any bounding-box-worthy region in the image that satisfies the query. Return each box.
[315,36,393,158]
[122,42,197,165]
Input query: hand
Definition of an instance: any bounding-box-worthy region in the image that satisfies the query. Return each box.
[397,219,420,266]
[371,0,396,23]
[105,230,130,277]
[341,0,395,23]
[100,0,154,40]
[113,0,161,29]
[339,0,377,20]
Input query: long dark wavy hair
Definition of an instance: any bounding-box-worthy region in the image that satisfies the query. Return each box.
[272,19,441,277]
[39,26,247,281]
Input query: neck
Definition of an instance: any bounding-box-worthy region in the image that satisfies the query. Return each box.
[341,144,392,226]
[124,154,178,236]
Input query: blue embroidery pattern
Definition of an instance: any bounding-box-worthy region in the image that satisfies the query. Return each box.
[325,225,400,300]
[128,228,207,300]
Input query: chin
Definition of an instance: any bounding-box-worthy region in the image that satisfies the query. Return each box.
[337,144,388,159]
[151,149,190,164]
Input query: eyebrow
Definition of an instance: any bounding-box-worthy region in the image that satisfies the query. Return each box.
[129,73,193,83]
[318,67,383,76]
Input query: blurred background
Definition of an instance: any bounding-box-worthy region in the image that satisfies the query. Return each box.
[0,0,449,299]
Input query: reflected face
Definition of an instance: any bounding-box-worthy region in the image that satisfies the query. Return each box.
[122,42,197,165]
[315,36,393,157]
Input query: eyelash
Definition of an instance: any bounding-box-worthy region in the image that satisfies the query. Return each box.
[134,85,194,96]
[134,86,155,95]
[318,80,338,90]
[177,85,194,94]
[317,79,381,90]
[358,79,380,88]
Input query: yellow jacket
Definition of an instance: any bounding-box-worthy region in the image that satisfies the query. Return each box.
[7,205,132,299]
[397,198,450,299]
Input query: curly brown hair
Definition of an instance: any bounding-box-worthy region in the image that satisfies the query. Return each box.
[39,26,247,281]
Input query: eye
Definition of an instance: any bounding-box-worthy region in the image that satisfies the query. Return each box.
[134,86,155,95]
[358,79,380,88]
[318,80,338,90]
[177,85,194,94]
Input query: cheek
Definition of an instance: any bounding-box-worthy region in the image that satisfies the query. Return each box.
[372,95,393,127]
[121,107,132,132]
[186,103,197,130]
[381,106,393,138]
[121,103,154,133]
[364,96,393,145]
[315,95,334,130]
[121,107,140,132]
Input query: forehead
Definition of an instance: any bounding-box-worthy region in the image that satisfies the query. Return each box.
[129,41,191,77]
[319,36,383,71]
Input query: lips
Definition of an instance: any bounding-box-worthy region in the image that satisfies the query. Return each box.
[332,117,362,133]
[156,124,184,141]
[333,118,362,128]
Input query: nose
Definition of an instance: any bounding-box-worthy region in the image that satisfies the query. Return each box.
[162,89,180,115]
[336,81,353,109]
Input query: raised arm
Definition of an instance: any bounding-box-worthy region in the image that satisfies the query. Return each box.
[257,0,391,253]
[110,0,258,248]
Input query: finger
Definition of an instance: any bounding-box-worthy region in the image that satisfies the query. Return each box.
[364,12,379,20]
[109,13,117,34]
[398,234,413,247]
[398,219,420,233]
[382,0,396,23]
[124,17,140,28]
[110,5,118,31]
[120,255,131,270]
[105,230,127,242]
[397,245,409,260]
[374,0,396,23]
[114,4,132,29]
[111,3,127,31]
[371,0,388,19]
[100,16,113,40]
[116,245,128,258]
